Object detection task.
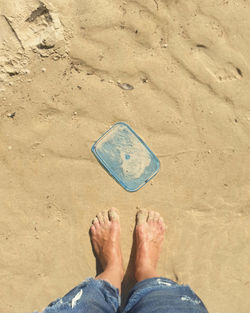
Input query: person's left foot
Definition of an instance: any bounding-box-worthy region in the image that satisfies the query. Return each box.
[90,208,124,280]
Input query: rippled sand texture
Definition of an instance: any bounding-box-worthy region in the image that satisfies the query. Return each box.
[0,1,250,313]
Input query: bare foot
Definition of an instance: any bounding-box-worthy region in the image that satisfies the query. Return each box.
[134,209,166,282]
[90,208,124,291]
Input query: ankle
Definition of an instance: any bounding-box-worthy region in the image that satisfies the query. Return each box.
[96,264,124,292]
[104,263,124,279]
[135,264,157,282]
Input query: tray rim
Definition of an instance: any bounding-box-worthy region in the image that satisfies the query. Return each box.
[91,122,160,192]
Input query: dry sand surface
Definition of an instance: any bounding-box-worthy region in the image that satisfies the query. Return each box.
[1,0,250,312]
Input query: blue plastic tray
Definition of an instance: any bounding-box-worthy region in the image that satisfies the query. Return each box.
[92,122,160,192]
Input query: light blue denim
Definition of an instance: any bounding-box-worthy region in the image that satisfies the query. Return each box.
[33,277,209,313]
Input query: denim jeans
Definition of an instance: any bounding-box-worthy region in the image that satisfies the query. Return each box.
[33,277,209,313]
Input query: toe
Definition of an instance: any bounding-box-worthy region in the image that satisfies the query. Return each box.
[91,217,100,231]
[154,212,160,222]
[97,213,105,225]
[148,210,155,222]
[108,207,119,221]
[136,209,148,225]
[92,217,100,228]
[158,217,166,231]
[102,210,109,223]
[90,224,96,235]
[158,216,164,224]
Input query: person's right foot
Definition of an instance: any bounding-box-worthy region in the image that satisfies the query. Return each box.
[134,209,166,282]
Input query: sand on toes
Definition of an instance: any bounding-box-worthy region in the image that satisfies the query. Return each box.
[90,208,124,275]
[135,209,166,282]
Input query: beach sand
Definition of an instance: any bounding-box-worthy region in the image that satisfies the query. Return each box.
[0,0,250,312]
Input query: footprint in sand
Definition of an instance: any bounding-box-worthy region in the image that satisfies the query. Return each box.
[194,47,243,83]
